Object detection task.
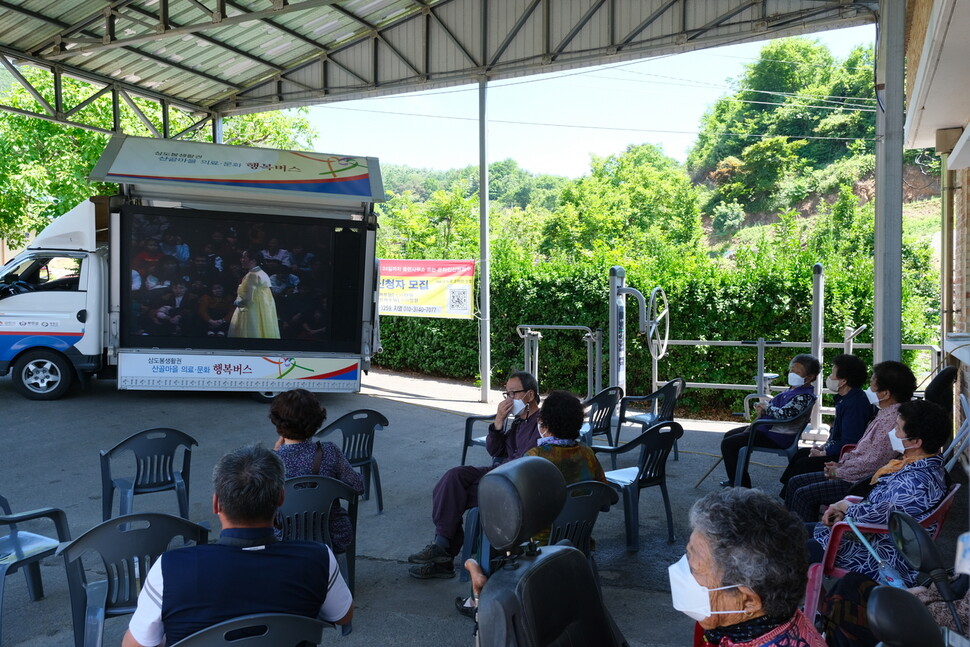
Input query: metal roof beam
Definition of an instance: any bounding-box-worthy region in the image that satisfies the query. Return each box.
[0,45,208,113]
[488,0,541,68]
[551,0,608,60]
[618,0,679,49]
[421,1,479,67]
[687,1,759,42]
[330,3,423,77]
[0,56,55,116]
[118,4,284,73]
[41,0,345,60]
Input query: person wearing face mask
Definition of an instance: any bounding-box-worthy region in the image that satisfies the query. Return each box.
[779,354,874,496]
[524,390,607,544]
[785,360,917,522]
[806,399,949,586]
[408,371,541,579]
[455,390,607,618]
[670,488,825,647]
[719,354,820,488]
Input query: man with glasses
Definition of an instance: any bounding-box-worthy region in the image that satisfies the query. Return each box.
[408,371,541,579]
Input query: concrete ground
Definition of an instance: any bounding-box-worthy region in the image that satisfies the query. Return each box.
[0,368,965,647]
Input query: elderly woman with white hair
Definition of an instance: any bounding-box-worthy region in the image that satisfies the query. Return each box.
[669,488,826,647]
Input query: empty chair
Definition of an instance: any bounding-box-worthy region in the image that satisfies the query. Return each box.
[278,476,360,594]
[592,421,684,551]
[100,427,198,521]
[0,495,71,647]
[169,613,327,647]
[734,406,814,488]
[579,386,623,447]
[315,409,389,512]
[57,512,209,647]
[615,378,685,447]
[548,481,618,557]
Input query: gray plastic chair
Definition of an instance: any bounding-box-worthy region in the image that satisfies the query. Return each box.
[168,613,327,646]
[579,386,624,447]
[548,481,618,558]
[0,495,71,646]
[734,405,814,488]
[460,413,496,465]
[615,378,686,462]
[57,512,209,647]
[593,421,684,551]
[100,427,198,521]
[315,409,388,512]
[279,475,359,636]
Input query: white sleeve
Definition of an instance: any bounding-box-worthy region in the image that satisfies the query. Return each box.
[317,545,353,623]
[127,559,166,647]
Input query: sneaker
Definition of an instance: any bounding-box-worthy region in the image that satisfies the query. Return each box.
[408,542,452,564]
[408,561,456,579]
[455,596,476,619]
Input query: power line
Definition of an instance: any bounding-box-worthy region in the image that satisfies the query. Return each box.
[319,105,874,142]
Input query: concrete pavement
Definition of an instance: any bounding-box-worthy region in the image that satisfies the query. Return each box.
[0,368,964,646]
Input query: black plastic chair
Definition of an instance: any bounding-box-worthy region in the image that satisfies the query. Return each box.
[57,513,209,647]
[169,612,327,646]
[579,386,624,447]
[315,409,389,512]
[592,421,684,551]
[615,378,686,462]
[733,405,815,488]
[0,495,71,646]
[100,427,198,521]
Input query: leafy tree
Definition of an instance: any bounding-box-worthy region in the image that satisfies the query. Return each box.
[541,144,703,254]
[0,63,315,245]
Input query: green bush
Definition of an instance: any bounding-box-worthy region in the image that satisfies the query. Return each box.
[711,200,746,236]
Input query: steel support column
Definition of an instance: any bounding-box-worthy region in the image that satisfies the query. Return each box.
[872,0,904,362]
[478,79,491,403]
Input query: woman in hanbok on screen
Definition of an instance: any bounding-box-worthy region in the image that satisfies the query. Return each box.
[228,248,280,339]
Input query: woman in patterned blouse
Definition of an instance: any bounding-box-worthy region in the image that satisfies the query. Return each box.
[271,389,364,553]
[808,399,950,586]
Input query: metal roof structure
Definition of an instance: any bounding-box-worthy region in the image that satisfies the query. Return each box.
[0,0,877,138]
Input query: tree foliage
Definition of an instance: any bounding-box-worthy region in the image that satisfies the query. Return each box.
[0,63,316,245]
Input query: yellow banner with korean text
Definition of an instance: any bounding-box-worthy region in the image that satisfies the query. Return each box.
[378,260,475,319]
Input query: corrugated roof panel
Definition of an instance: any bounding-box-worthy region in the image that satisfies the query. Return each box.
[0,0,876,125]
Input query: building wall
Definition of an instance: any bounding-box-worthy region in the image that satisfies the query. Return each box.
[905,0,934,104]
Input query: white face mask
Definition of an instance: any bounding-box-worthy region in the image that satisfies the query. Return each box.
[668,555,745,622]
[864,388,881,406]
[826,377,842,393]
[888,429,907,453]
[510,397,526,416]
[787,372,805,387]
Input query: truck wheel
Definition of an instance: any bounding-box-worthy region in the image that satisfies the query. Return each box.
[251,391,282,404]
[12,350,73,400]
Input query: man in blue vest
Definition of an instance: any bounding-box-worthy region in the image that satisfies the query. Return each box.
[122,445,353,647]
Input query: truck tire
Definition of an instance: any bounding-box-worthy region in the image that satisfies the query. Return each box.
[12,350,73,400]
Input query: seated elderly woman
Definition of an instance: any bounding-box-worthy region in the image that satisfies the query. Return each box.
[271,389,364,553]
[807,399,950,587]
[785,360,917,522]
[720,353,820,488]
[524,389,608,544]
[672,488,825,647]
[456,390,608,619]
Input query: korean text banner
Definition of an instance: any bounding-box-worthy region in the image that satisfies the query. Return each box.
[379,260,475,319]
